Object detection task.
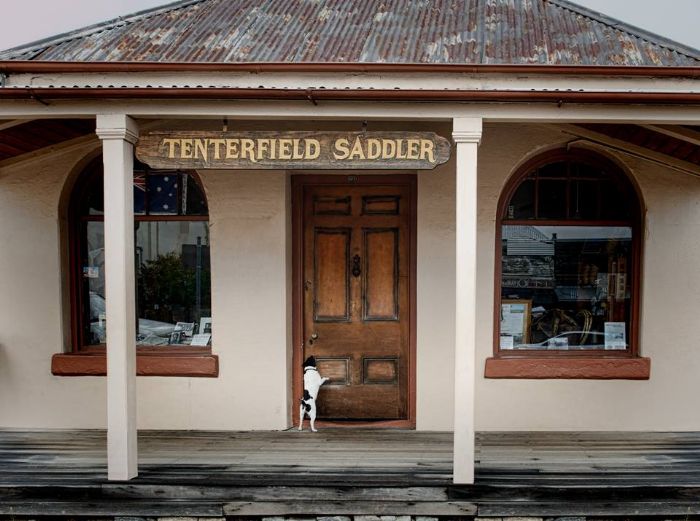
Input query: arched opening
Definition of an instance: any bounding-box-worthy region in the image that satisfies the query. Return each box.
[68,156,212,351]
[494,148,643,358]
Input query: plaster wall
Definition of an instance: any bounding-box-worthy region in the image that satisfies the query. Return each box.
[0,144,292,430]
[473,124,700,431]
[0,122,699,431]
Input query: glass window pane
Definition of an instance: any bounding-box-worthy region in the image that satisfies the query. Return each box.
[600,181,632,220]
[538,162,567,178]
[507,179,535,219]
[78,174,104,216]
[570,180,599,220]
[183,173,208,215]
[538,180,567,219]
[81,222,106,345]
[571,162,605,179]
[501,225,632,351]
[135,221,211,347]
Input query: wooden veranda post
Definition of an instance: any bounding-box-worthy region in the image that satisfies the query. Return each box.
[96,114,139,481]
[452,117,482,484]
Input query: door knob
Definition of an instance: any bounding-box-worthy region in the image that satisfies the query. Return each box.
[309,332,319,345]
[352,255,361,277]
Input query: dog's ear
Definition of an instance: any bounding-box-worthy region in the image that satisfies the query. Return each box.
[303,356,317,368]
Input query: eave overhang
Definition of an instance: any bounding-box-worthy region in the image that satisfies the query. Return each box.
[1,88,700,105]
[0,62,698,105]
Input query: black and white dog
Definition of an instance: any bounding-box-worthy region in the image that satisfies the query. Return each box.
[298,356,329,432]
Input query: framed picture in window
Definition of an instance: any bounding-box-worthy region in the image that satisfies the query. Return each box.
[500,299,532,349]
[199,317,212,335]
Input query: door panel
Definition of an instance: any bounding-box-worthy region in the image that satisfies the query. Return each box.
[299,178,414,421]
[313,228,351,322]
[363,228,399,321]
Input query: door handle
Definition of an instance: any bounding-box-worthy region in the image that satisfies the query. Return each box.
[309,332,319,345]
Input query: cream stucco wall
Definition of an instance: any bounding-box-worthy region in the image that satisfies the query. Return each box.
[1,121,699,431]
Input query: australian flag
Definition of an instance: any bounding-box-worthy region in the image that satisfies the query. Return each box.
[146,174,179,215]
[133,173,146,214]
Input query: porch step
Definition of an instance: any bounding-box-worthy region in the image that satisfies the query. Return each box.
[222,500,477,517]
[101,484,450,501]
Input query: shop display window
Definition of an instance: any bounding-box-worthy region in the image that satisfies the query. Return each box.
[495,150,641,358]
[71,158,212,350]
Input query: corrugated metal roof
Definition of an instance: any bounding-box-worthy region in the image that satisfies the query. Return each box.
[1,0,698,66]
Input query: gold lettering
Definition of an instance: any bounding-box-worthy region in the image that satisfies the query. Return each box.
[226,139,239,159]
[381,139,396,159]
[333,138,350,160]
[270,138,277,160]
[257,139,269,161]
[292,139,304,160]
[278,138,293,160]
[210,139,225,159]
[305,139,321,159]
[240,139,256,162]
[419,139,435,163]
[406,139,420,160]
[162,138,179,158]
[395,139,407,159]
[181,139,193,159]
[348,137,365,160]
[367,139,382,160]
[194,139,208,161]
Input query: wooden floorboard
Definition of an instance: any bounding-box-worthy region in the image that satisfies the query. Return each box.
[2,429,700,516]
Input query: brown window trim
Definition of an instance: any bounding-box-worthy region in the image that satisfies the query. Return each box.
[490,148,646,379]
[63,158,216,377]
[51,349,219,377]
[485,356,650,379]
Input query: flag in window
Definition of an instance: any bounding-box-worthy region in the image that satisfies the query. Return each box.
[147,174,179,215]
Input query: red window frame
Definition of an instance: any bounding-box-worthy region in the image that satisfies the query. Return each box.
[52,156,218,377]
[486,148,649,379]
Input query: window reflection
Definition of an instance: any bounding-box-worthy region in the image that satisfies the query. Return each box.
[500,225,632,351]
[76,162,211,349]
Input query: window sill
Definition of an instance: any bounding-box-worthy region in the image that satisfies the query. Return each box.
[51,352,219,377]
[484,356,650,379]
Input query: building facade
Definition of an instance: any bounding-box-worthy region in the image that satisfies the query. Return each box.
[0,0,699,483]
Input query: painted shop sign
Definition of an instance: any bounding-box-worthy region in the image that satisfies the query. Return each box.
[136,131,451,170]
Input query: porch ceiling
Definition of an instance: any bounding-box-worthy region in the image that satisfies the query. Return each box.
[0,118,94,163]
[576,124,700,166]
[0,120,697,169]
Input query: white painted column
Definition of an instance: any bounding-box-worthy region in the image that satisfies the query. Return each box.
[96,114,139,481]
[451,117,483,484]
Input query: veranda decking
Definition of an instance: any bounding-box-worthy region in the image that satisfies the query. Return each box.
[1,429,700,517]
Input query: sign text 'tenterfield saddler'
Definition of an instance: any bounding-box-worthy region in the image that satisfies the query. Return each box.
[136,131,451,170]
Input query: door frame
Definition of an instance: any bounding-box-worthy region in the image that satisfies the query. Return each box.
[291,173,417,429]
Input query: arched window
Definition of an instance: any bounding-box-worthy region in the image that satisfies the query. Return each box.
[69,157,211,350]
[495,149,642,358]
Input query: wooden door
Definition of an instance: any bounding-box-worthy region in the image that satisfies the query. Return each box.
[294,175,415,423]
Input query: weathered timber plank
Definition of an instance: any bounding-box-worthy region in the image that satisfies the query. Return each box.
[0,501,223,516]
[223,500,476,516]
[478,501,700,517]
[101,484,449,501]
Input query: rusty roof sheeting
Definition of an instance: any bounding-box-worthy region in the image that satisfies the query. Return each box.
[1,0,698,66]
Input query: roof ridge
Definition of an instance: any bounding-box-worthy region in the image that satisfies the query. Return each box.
[545,0,700,62]
[0,0,209,59]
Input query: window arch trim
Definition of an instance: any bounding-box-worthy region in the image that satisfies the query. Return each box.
[488,147,648,379]
[52,156,218,377]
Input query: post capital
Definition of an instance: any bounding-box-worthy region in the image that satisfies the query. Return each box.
[96,114,139,144]
[452,117,483,145]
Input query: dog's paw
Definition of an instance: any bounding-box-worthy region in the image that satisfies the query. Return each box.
[311,428,318,432]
